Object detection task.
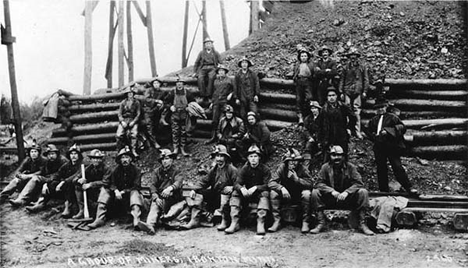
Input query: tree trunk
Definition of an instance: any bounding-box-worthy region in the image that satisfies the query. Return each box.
[146,1,157,76]
[181,0,189,68]
[126,0,134,82]
[83,0,93,95]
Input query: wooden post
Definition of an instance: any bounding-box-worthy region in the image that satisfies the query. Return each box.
[126,0,134,82]
[105,2,116,88]
[83,1,93,95]
[219,0,230,50]
[202,0,208,41]
[182,0,190,68]
[249,0,260,35]
[145,1,157,76]
[1,0,25,161]
[118,0,125,87]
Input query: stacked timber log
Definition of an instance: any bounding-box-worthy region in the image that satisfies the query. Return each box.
[49,78,467,160]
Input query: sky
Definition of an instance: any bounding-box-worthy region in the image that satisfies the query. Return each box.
[0,0,250,104]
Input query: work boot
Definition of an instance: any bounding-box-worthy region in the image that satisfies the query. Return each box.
[61,201,72,218]
[1,178,20,201]
[180,147,191,157]
[9,198,26,207]
[72,191,84,219]
[268,199,281,233]
[359,210,375,236]
[298,113,304,126]
[301,220,310,233]
[159,117,169,126]
[137,221,156,235]
[225,206,240,234]
[310,210,326,234]
[153,141,161,150]
[130,205,142,228]
[180,206,201,230]
[301,192,311,233]
[172,146,179,155]
[87,203,107,229]
[131,138,139,158]
[256,209,267,235]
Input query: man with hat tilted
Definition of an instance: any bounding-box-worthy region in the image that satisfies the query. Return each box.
[82,146,144,230]
[141,77,168,150]
[25,144,83,217]
[314,45,338,105]
[216,105,245,161]
[268,148,314,233]
[339,47,370,139]
[233,57,260,120]
[70,149,112,219]
[0,140,46,203]
[292,48,315,125]
[233,145,271,235]
[117,86,141,157]
[182,144,238,231]
[165,76,195,157]
[193,37,222,101]
[206,64,234,144]
[137,149,183,235]
[366,99,418,195]
[310,145,374,235]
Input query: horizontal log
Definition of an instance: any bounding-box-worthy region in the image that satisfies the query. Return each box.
[364,99,466,111]
[404,130,467,144]
[68,92,126,102]
[385,79,467,90]
[79,143,116,152]
[389,89,468,100]
[362,118,468,130]
[259,92,295,103]
[263,119,295,131]
[0,147,18,154]
[419,195,468,201]
[52,122,119,137]
[70,111,119,123]
[407,145,468,160]
[406,200,468,209]
[48,133,116,145]
[258,108,297,122]
[69,102,120,113]
[361,109,464,119]
[192,129,211,139]
[402,207,468,213]
[260,103,296,111]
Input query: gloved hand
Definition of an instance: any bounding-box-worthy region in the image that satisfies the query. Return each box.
[221,186,233,195]
[170,105,176,112]
[247,186,257,196]
[156,198,164,207]
[77,178,86,185]
[161,186,173,198]
[240,187,249,198]
[281,187,291,200]
[189,190,196,199]
[42,184,49,195]
[114,189,123,200]
[337,191,349,201]
[82,183,92,191]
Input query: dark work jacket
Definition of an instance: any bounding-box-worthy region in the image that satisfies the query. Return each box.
[303,114,320,142]
[244,121,271,148]
[118,98,141,125]
[40,156,69,182]
[339,62,370,96]
[292,61,315,81]
[17,156,47,175]
[217,116,245,140]
[140,87,168,114]
[318,102,356,147]
[235,163,270,192]
[314,59,338,80]
[195,163,237,194]
[73,162,112,189]
[233,69,260,102]
[105,164,141,194]
[150,165,183,199]
[212,76,234,103]
[194,49,221,73]
[367,112,407,150]
[55,160,83,184]
[165,88,195,121]
[268,163,314,193]
[316,162,364,194]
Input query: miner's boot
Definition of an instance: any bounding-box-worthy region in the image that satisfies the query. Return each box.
[217,210,229,231]
[87,203,107,229]
[310,210,325,234]
[72,191,84,219]
[256,209,267,235]
[25,197,47,213]
[298,113,304,126]
[301,193,311,233]
[180,147,191,157]
[131,205,142,228]
[130,138,139,158]
[0,178,20,202]
[180,134,190,157]
[216,194,230,231]
[359,210,375,236]
[225,205,240,234]
[61,200,72,218]
[355,113,363,139]
[172,146,180,155]
[180,206,201,230]
[268,199,281,233]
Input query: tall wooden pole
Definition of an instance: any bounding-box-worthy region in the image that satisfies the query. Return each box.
[2,0,25,161]
[202,0,208,40]
[126,0,134,82]
[182,0,190,68]
[146,1,157,76]
[105,2,116,88]
[118,0,125,87]
[219,0,230,50]
[249,0,260,35]
[83,1,93,95]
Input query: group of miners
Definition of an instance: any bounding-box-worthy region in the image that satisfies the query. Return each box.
[0,39,418,236]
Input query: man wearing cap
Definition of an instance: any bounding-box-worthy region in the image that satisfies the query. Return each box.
[83,146,144,230]
[234,145,270,235]
[25,144,83,217]
[314,45,338,105]
[140,78,168,149]
[217,105,245,161]
[243,111,274,160]
[165,77,195,157]
[206,64,234,144]
[70,149,112,219]
[193,38,222,101]
[137,149,183,234]
[233,57,260,120]
[117,86,141,157]
[367,100,417,195]
[182,145,238,232]
[292,48,315,125]
[0,141,46,203]
[268,149,314,233]
[317,87,356,162]
[310,145,374,235]
[339,47,370,139]
[302,101,322,157]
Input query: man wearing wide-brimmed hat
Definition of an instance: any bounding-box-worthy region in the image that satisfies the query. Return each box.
[141,77,168,150]
[165,76,195,157]
[314,45,338,105]
[233,57,260,120]
[182,144,238,231]
[193,37,222,100]
[234,145,271,235]
[137,149,183,235]
[268,148,314,233]
[302,101,322,158]
[117,86,141,157]
[310,145,374,236]
[292,48,315,125]
[70,149,111,219]
[0,140,46,203]
[339,47,370,139]
[206,64,234,144]
[366,99,418,196]
[216,105,245,161]
[25,144,83,217]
